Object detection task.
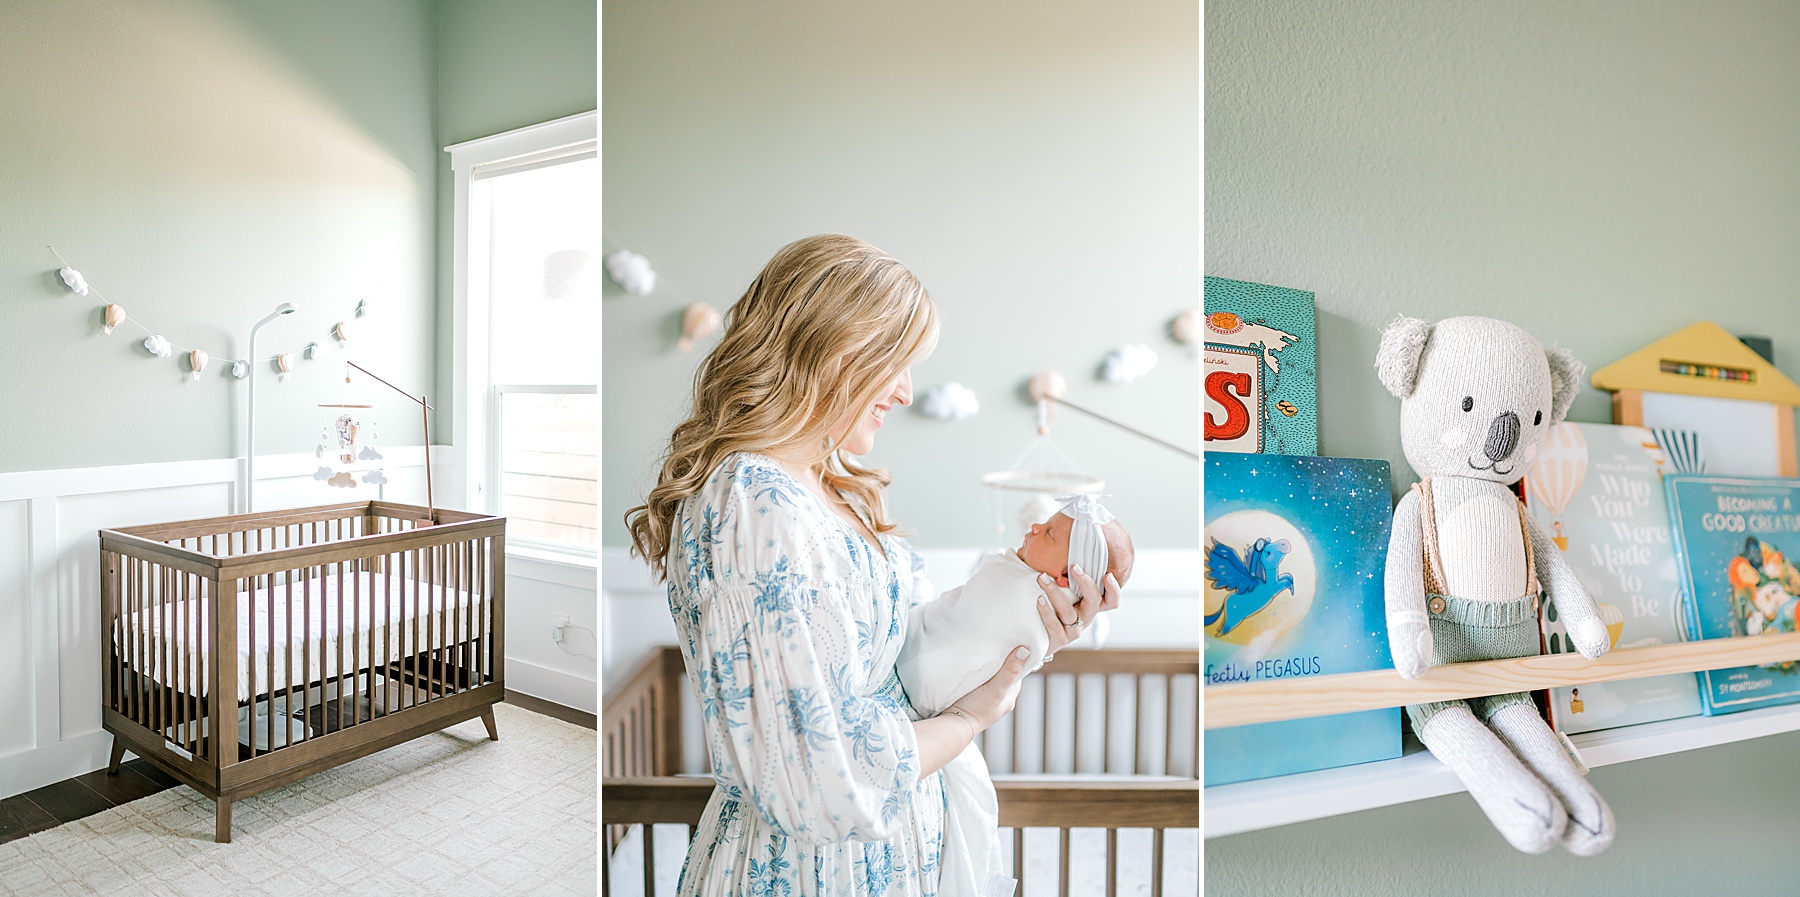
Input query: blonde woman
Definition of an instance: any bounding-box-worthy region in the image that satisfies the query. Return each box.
[627,235,1119,894]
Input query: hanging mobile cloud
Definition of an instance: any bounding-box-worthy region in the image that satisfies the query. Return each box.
[143,334,172,357]
[604,249,657,296]
[920,382,980,420]
[1101,344,1158,384]
[230,359,249,379]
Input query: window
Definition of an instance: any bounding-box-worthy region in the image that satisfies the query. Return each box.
[448,113,597,556]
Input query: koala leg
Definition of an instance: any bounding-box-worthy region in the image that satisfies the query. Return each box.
[1486,702,1616,856]
[1417,705,1566,854]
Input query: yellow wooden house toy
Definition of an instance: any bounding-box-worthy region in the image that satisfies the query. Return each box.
[1591,321,1800,477]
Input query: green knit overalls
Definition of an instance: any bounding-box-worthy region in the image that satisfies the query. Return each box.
[1405,478,1543,733]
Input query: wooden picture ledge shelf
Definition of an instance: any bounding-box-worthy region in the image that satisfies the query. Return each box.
[1206,632,1800,729]
[1205,632,1800,838]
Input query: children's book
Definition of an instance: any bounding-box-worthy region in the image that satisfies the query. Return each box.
[1665,474,1800,715]
[1203,277,1317,455]
[1204,452,1397,785]
[1521,423,1701,733]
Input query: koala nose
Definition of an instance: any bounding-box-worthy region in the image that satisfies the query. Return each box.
[1485,411,1521,461]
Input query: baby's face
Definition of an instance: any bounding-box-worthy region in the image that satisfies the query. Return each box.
[1017,513,1073,583]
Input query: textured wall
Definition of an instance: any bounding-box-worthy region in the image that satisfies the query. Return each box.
[1209,0,1800,889]
[0,0,438,472]
[601,0,1199,549]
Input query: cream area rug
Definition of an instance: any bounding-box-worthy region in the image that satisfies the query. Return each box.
[0,703,596,896]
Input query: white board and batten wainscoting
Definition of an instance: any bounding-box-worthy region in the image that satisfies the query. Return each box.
[0,448,598,802]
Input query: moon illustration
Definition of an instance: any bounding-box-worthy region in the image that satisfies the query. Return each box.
[1204,509,1318,647]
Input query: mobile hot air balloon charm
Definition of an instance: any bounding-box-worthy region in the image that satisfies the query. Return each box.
[1526,422,1588,551]
[315,403,383,489]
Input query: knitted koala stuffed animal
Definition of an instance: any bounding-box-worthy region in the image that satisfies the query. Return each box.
[1375,315,1616,856]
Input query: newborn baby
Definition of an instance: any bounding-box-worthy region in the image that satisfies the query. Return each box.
[897,495,1133,897]
[900,498,1134,714]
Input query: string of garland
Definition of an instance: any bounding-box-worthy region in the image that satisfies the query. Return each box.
[51,246,368,381]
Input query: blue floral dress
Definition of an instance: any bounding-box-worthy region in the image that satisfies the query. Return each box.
[665,453,946,895]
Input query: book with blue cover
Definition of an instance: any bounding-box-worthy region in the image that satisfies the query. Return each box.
[1521,422,1702,734]
[1204,452,1398,785]
[1203,277,1317,455]
[1665,474,1800,715]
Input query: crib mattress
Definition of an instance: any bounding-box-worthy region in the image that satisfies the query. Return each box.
[116,571,484,704]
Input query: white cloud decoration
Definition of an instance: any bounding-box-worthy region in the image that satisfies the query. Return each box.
[920,382,980,420]
[230,359,249,379]
[59,267,89,295]
[143,335,172,357]
[1101,344,1158,384]
[604,249,657,296]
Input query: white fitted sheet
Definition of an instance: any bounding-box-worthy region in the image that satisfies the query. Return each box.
[116,570,484,704]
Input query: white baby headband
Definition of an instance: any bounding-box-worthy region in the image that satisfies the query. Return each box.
[1057,494,1113,601]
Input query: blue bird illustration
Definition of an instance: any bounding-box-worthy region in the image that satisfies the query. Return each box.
[1205,537,1295,636]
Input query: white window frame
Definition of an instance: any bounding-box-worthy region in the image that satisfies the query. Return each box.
[446,111,597,558]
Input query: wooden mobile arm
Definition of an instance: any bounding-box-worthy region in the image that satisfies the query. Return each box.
[346,361,435,524]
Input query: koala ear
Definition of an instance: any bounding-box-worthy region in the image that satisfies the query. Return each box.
[1545,346,1584,425]
[1374,315,1432,398]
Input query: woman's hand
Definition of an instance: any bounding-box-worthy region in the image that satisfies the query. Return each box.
[1035,565,1121,655]
[947,646,1031,731]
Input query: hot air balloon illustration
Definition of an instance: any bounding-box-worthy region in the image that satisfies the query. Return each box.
[1526,422,1588,550]
[1599,603,1625,650]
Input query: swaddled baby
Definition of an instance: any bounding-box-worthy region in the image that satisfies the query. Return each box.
[897,495,1133,897]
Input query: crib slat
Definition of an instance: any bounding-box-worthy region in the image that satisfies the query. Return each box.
[161,563,172,741]
[1103,674,1114,774]
[298,567,309,743]
[1013,827,1024,885]
[1107,828,1118,897]
[1059,827,1071,897]
[1166,676,1176,776]
[642,824,656,897]
[286,571,296,746]
[267,572,277,751]
[1151,828,1164,897]
[182,572,195,752]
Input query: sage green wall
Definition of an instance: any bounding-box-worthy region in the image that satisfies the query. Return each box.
[1209,1,1800,892]
[434,0,597,428]
[0,0,438,471]
[602,0,1199,548]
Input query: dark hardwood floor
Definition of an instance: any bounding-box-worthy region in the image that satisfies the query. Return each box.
[0,695,594,846]
[0,759,172,846]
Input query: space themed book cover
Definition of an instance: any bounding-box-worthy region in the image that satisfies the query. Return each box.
[1665,474,1800,715]
[1203,277,1317,456]
[1204,451,1398,786]
[1521,422,1701,734]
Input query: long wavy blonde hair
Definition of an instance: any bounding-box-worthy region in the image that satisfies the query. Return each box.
[626,234,940,579]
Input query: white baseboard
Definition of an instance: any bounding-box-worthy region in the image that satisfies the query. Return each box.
[507,658,598,714]
[0,731,113,800]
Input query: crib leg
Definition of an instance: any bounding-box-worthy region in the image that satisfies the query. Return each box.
[215,796,233,844]
[480,706,499,741]
[105,739,126,775]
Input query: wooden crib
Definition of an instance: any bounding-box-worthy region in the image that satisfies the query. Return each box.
[601,646,1199,895]
[98,500,506,843]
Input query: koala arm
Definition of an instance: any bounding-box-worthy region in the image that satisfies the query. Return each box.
[1525,511,1609,659]
[1386,489,1434,678]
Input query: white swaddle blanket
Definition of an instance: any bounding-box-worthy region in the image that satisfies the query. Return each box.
[898,550,1047,897]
